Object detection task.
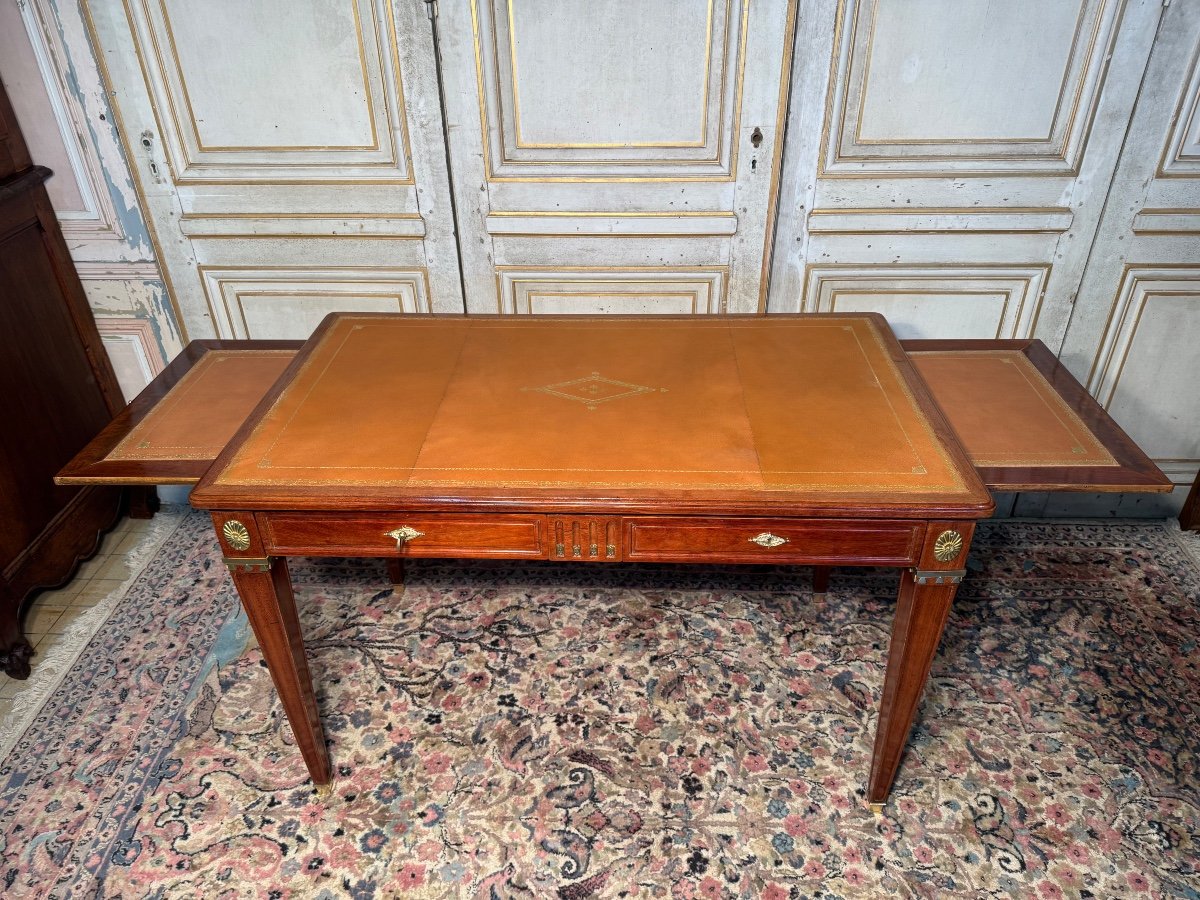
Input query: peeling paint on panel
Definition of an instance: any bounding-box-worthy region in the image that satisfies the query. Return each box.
[79,277,181,363]
[9,0,187,359]
[49,1,154,258]
[143,278,181,353]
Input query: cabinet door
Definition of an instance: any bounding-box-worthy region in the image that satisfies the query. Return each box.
[0,194,113,563]
[436,0,797,314]
[83,0,465,339]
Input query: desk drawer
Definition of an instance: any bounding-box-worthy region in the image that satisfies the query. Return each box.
[261,512,548,558]
[623,517,922,565]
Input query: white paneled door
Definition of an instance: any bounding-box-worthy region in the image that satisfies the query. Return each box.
[86,0,796,326]
[770,0,1161,347]
[435,0,797,314]
[83,0,465,339]
[1061,0,1200,489]
[16,0,1197,500]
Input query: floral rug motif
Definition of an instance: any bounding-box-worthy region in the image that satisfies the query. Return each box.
[1,512,1199,898]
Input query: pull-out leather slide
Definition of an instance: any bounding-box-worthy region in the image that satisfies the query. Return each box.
[57,340,300,486]
[903,339,1171,493]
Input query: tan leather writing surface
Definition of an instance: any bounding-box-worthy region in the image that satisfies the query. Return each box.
[203,315,983,507]
[253,322,469,473]
[910,351,1116,467]
[110,350,295,461]
[411,322,762,487]
[732,324,942,486]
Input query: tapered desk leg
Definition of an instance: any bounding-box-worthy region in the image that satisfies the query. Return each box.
[869,522,972,806]
[228,555,331,784]
[1181,471,1200,531]
[868,572,957,803]
[385,557,405,588]
[812,566,831,596]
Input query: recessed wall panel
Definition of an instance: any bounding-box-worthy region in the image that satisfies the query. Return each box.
[198,267,431,338]
[474,0,746,178]
[1089,268,1200,481]
[126,0,413,181]
[509,0,711,148]
[497,267,728,314]
[161,0,373,150]
[821,0,1119,175]
[804,266,1047,339]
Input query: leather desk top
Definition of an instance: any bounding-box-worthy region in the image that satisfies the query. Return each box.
[905,339,1170,493]
[58,331,1169,499]
[56,340,302,485]
[909,350,1116,468]
[189,314,991,516]
[110,350,295,462]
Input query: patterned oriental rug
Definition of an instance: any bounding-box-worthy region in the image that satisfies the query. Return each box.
[1,511,1199,899]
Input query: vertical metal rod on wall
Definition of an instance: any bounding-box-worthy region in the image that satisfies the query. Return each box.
[423,0,469,313]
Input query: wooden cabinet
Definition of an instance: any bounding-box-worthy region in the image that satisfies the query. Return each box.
[0,79,124,678]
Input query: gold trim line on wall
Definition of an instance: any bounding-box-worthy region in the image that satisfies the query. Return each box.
[806,207,1075,234]
[484,210,738,236]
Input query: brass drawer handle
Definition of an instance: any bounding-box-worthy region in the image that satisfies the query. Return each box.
[749,532,788,548]
[386,526,424,548]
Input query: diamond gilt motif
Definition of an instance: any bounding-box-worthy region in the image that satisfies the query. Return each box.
[526,372,665,410]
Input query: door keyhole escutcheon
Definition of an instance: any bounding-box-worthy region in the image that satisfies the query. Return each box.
[751,126,763,148]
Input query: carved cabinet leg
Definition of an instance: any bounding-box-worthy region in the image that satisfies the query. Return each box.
[0,582,33,679]
[215,514,330,785]
[868,523,973,806]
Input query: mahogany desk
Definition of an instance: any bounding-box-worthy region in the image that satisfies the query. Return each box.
[185,313,993,805]
[55,316,1171,807]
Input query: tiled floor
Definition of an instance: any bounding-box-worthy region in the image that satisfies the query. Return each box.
[0,515,162,719]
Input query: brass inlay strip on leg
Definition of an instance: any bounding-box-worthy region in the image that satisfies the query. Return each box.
[912,568,967,585]
[223,556,271,572]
